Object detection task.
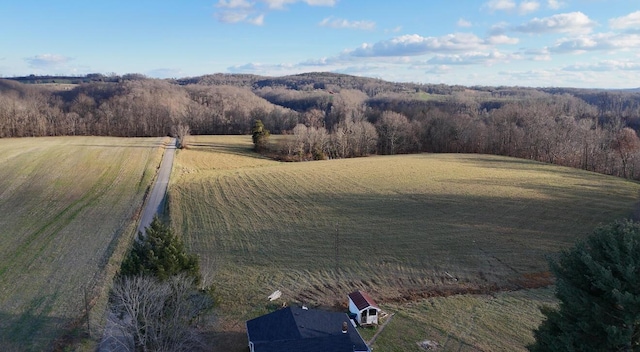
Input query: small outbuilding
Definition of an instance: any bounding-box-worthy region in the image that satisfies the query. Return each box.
[348,290,381,326]
[246,306,370,352]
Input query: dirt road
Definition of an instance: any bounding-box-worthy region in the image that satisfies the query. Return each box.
[137,138,176,234]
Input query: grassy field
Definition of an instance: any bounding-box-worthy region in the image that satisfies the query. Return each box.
[0,136,166,351]
[169,135,640,351]
[366,287,557,351]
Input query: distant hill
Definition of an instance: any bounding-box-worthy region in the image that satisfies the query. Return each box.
[6,73,119,84]
[8,72,640,93]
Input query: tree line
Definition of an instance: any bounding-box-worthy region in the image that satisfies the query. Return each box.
[3,73,640,180]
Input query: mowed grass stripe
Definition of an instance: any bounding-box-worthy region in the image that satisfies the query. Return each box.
[169,135,640,351]
[172,135,640,289]
[0,137,165,351]
[375,288,558,351]
[0,152,121,279]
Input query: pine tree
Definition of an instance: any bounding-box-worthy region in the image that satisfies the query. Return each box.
[113,218,214,351]
[120,217,201,284]
[529,219,640,351]
[252,119,270,152]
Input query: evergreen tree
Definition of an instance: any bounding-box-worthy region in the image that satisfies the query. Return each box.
[529,219,640,352]
[112,218,215,351]
[252,119,270,152]
[121,217,201,284]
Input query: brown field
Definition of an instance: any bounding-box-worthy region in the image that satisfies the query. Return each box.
[169,135,640,351]
[0,136,166,351]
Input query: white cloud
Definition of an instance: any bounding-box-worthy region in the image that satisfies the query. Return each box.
[519,1,540,15]
[228,62,262,72]
[215,11,246,23]
[457,18,472,27]
[319,17,376,30]
[260,0,289,8]
[515,12,596,34]
[550,36,599,53]
[385,26,402,34]
[147,68,184,78]
[336,63,393,75]
[228,62,298,74]
[487,34,520,44]
[484,0,541,15]
[610,11,640,30]
[425,65,452,74]
[482,0,541,15]
[427,51,519,66]
[550,33,640,53]
[24,54,72,68]
[546,0,564,10]
[563,60,640,72]
[349,33,489,57]
[215,10,264,25]
[523,47,551,61]
[214,0,265,25]
[489,22,510,35]
[248,14,265,25]
[484,0,516,12]
[216,0,252,8]
[499,68,566,86]
[215,0,335,25]
[260,0,335,9]
[303,0,336,5]
[299,57,337,66]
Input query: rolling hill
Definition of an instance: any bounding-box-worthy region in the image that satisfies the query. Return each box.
[168,135,640,351]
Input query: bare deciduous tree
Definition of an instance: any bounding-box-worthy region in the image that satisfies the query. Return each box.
[105,275,214,352]
[290,123,329,159]
[172,124,191,149]
[331,116,378,158]
[613,127,640,178]
[376,111,412,155]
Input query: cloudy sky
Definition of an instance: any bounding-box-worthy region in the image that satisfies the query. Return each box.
[1,0,639,88]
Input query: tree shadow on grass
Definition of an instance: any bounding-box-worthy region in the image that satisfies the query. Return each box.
[75,144,163,149]
[452,153,622,181]
[188,141,271,161]
[200,329,248,352]
[243,187,637,294]
[0,295,75,352]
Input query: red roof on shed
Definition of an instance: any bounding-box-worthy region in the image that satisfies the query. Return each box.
[348,291,379,311]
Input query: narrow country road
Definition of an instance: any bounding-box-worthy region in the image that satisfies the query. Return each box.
[99,137,176,351]
[137,137,176,234]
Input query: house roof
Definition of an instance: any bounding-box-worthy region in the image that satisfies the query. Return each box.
[348,291,380,311]
[246,306,370,352]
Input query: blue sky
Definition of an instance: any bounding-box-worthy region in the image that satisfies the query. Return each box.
[1,0,639,88]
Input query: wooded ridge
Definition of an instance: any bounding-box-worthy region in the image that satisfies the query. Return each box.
[3,72,640,180]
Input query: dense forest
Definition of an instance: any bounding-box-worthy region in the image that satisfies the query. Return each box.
[3,72,640,180]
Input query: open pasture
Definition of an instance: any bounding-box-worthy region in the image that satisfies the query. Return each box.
[368,287,556,351]
[0,136,165,351]
[169,135,640,351]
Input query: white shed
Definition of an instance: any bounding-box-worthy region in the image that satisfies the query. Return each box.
[348,290,381,326]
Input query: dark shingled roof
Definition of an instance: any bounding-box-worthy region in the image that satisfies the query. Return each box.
[246,306,370,352]
[348,291,379,311]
